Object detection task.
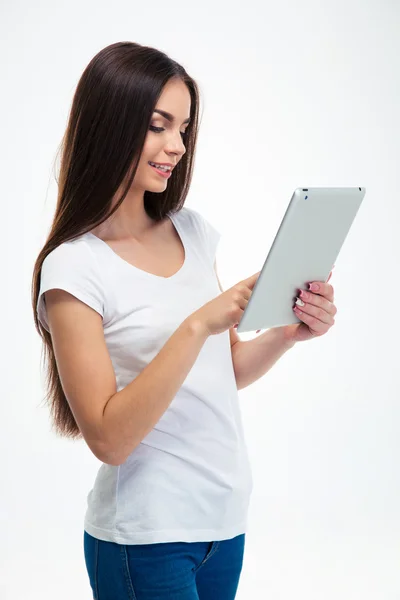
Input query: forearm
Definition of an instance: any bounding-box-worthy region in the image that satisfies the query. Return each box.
[101,317,209,465]
[232,326,296,390]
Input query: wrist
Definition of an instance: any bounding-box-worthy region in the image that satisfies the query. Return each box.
[184,315,210,340]
[274,325,297,349]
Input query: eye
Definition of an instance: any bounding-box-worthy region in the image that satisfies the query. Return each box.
[149,126,164,133]
[149,125,188,140]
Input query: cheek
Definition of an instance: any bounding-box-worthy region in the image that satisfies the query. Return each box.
[142,134,163,160]
[134,139,160,177]
[130,135,165,183]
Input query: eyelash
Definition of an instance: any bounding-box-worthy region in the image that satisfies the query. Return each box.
[149,125,188,140]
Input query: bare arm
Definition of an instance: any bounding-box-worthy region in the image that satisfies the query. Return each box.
[45,289,209,466]
[101,317,209,465]
[213,259,295,389]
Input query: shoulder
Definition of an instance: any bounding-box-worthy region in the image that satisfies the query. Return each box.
[38,235,105,332]
[170,205,199,226]
[40,235,104,293]
[42,234,98,272]
[171,206,215,236]
[172,206,221,264]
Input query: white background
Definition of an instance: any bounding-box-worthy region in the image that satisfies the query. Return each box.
[2,0,399,598]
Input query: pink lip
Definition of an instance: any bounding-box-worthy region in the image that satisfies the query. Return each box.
[149,164,172,179]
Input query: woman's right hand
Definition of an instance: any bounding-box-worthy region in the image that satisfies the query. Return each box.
[189,271,261,336]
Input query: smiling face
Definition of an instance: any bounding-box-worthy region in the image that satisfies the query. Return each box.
[132,78,191,193]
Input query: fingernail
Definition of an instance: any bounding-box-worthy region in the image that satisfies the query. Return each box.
[309,283,319,291]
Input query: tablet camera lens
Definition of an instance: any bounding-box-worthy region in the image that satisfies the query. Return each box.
[305,196,308,200]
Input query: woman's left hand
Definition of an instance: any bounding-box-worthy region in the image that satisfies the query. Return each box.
[282,269,337,343]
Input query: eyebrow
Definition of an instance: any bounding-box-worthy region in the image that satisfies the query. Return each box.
[153,109,191,124]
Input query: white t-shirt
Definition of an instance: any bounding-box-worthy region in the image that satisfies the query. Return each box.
[37,206,253,544]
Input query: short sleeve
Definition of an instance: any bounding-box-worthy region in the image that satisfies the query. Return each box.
[188,208,221,265]
[36,239,105,332]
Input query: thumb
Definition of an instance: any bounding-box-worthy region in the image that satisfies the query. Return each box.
[244,270,261,290]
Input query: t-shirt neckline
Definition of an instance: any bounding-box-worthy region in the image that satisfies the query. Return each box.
[85,211,189,282]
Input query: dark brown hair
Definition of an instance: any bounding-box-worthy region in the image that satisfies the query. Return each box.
[31,41,201,439]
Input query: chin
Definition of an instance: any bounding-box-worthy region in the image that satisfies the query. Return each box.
[148,180,167,191]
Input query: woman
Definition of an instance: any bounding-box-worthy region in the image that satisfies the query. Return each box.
[32,41,336,600]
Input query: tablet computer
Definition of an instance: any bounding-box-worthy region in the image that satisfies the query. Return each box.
[236,186,366,333]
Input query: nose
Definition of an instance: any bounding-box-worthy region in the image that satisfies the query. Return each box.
[165,130,186,158]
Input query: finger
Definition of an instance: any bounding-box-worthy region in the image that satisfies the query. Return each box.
[327,264,336,282]
[244,271,261,290]
[293,305,330,336]
[308,281,334,302]
[293,306,332,335]
[238,281,258,301]
[297,290,337,317]
[294,299,335,326]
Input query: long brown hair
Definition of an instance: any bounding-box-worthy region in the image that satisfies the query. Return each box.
[32,41,201,439]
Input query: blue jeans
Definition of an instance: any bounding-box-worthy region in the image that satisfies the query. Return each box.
[83,530,245,599]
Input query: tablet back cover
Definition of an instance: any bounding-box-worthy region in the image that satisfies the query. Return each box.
[237,187,366,333]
